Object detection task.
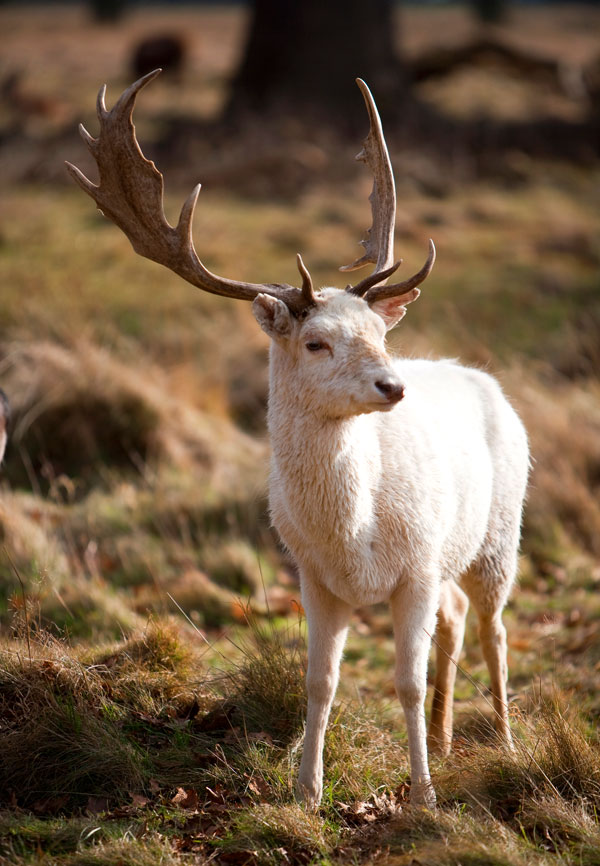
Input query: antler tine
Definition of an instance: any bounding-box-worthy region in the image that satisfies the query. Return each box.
[348,260,401,298]
[96,82,109,120]
[296,254,317,307]
[342,79,435,303]
[365,239,436,304]
[66,70,311,315]
[340,78,396,285]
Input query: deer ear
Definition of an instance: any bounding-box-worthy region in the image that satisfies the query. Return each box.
[370,288,420,331]
[252,293,293,340]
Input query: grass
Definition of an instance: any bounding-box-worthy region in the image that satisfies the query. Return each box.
[1,3,600,863]
[3,625,600,865]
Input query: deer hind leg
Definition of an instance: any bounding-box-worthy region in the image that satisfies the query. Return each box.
[461,550,517,747]
[390,580,440,809]
[297,576,352,810]
[427,580,469,757]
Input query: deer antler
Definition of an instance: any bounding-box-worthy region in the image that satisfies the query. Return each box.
[342,78,435,303]
[65,69,316,315]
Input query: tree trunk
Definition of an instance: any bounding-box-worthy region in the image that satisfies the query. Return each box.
[227,0,407,119]
[469,0,507,25]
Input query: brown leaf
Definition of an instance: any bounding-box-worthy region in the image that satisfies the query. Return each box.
[245,731,274,746]
[171,787,200,810]
[180,813,226,837]
[244,773,270,800]
[130,794,149,808]
[206,783,229,803]
[197,705,236,732]
[87,795,111,814]
[394,782,411,802]
[173,834,207,853]
[337,792,400,825]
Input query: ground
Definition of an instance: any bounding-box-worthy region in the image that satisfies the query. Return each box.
[0,4,599,865]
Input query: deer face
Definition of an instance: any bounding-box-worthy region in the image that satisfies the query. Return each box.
[253,289,411,418]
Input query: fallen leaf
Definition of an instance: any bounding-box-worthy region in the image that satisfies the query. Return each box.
[197,706,236,732]
[130,793,149,808]
[206,783,228,804]
[245,731,274,746]
[245,773,270,799]
[172,787,200,810]
[87,796,110,815]
[395,782,411,802]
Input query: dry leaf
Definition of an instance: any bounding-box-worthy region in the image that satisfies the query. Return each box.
[130,793,149,808]
[172,787,200,810]
[87,796,110,815]
[245,773,270,799]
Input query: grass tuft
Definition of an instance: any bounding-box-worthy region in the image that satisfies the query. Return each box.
[0,639,146,810]
[60,837,183,866]
[438,691,600,830]
[95,621,192,675]
[221,803,335,865]
[217,620,307,745]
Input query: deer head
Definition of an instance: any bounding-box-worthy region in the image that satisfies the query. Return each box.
[66,72,435,417]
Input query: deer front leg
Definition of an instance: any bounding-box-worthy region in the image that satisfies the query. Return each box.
[390,582,439,809]
[297,576,352,810]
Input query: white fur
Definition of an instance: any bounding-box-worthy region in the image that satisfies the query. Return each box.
[252,286,529,809]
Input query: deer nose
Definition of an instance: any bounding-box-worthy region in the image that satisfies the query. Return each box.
[375,379,405,403]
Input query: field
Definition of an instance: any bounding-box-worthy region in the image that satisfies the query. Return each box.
[1,3,600,864]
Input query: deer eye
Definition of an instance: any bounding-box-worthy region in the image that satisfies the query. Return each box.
[305,340,326,352]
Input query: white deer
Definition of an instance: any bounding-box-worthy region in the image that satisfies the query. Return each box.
[67,72,529,809]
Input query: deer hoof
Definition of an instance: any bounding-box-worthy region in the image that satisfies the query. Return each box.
[295,778,322,811]
[410,782,437,810]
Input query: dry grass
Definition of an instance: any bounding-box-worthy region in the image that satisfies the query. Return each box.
[1,621,600,865]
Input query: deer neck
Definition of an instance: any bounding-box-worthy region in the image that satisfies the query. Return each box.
[267,347,381,543]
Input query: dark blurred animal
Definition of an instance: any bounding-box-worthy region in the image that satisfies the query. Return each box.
[131,35,186,80]
[0,390,10,463]
[0,70,63,120]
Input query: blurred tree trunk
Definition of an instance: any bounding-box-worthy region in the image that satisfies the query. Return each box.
[227,0,407,119]
[89,0,126,23]
[469,0,507,24]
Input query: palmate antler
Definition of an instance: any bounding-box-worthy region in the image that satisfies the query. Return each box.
[65,69,316,315]
[66,71,434,314]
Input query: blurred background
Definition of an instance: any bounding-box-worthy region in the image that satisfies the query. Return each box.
[0,0,599,696]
